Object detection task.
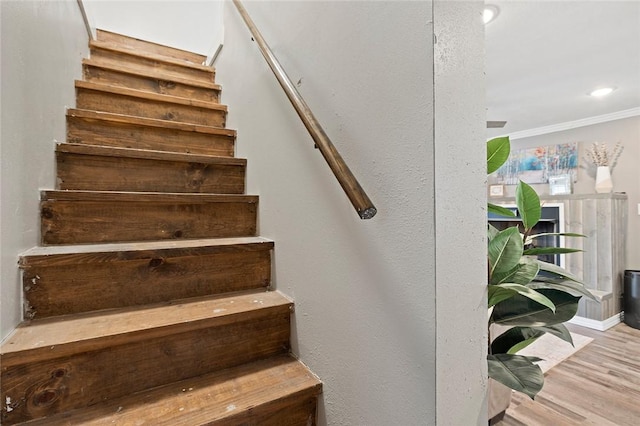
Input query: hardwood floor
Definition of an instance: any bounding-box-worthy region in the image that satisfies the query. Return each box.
[497,323,640,426]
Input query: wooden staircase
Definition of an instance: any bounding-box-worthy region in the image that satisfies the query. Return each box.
[0,29,321,425]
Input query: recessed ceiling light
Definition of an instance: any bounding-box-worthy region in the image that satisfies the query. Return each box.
[483,5,499,24]
[589,87,616,97]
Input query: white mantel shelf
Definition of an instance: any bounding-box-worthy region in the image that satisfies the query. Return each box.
[490,192,628,203]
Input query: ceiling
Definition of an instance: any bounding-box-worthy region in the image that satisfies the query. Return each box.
[485,1,640,138]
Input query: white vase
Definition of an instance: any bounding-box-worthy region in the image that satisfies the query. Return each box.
[595,166,613,193]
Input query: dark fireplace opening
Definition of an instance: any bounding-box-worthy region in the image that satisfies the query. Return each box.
[489,205,562,266]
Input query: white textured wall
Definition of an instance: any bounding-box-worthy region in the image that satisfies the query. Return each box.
[491,116,640,269]
[0,0,89,340]
[82,0,224,61]
[217,1,486,424]
[434,1,487,424]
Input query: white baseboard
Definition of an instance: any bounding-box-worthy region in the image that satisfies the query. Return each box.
[569,313,621,331]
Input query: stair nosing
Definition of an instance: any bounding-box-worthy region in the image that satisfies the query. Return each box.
[67,108,236,136]
[56,142,246,165]
[90,39,214,73]
[40,190,258,203]
[75,80,227,112]
[0,290,291,366]
[19,236,274,261]
[83,58,221,91]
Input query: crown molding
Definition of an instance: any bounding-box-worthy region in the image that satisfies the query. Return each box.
[498,107,640,140]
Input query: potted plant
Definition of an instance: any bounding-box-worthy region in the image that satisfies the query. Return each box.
[486,136,595,423]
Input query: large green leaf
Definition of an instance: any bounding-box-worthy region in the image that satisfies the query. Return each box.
[488,223,500,241]
[535,260,582,283]
[515,181,541,231]
[491,327,544,354]
[488,227,523,277]
[489,283,556,312]
[487,136,511,174]
[523,247,583,255]
[491,324,573,355]
[536,323,574,345]
[488,353,544,399]
[529,277,597,301]
[488,285,520,307]
[491,256,539,285]
[488,203,516,217]
[491,289,580,327]
[527,232,586,241]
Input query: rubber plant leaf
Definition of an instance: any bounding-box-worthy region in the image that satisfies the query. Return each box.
[491,328,540,355]
[492,289,579,327]
[515,181,541,231]
[523,247,583,255]
[527,232,586,240]
[488,227,523,277]
[487,136,511,174]
[488,203,516,217]
[491,324,573,355]
[488,353,544,399]
[488,223,500,241]
[489,283,556,312]
[535,260,582,283]
[491,256,539,285]
[529,277,597,301]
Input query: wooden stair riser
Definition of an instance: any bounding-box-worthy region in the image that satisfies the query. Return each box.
[41,192,257,245]
[1,310,291,424]
[83,63,220,103]
[16,355,321,426]
[76,86,226,127]
[22,245,273,319]
[56,148,246,194]
[67,111,235,157]
[217,394,318,426]
[96,29,207,64]
[90,46,214,84]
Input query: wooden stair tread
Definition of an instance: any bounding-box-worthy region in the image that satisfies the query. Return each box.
[20,236,274,264]
[57,143,246,165]
[83,57,221,91]
[75,80,227,112]
[67,108,236,136]
[96,29,207,64]
[20,354,322,426]
[0,290,292,367]
[41,190,257,203]
[90,39,213,73]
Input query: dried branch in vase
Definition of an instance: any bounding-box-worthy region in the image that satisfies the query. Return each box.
[584,141,623,168]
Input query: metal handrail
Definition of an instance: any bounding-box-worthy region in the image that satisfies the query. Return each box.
[231,0,376,219]
[76,0,94,41]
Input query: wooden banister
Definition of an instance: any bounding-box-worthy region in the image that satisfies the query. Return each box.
[231,0,377,219]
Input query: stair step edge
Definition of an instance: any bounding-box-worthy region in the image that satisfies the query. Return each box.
[57,143,246,165]
[19,354,322,426]
[67,109,236,136]
[75,80,227,111]
[90,39,214,73]
[19,236,274,263]
[0,291,292,366]
[96,29,207,64]
[83,58,221,91]
[40,190,257,203]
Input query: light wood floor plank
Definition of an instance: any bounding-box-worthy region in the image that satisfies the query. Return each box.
[498,323,640,425]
